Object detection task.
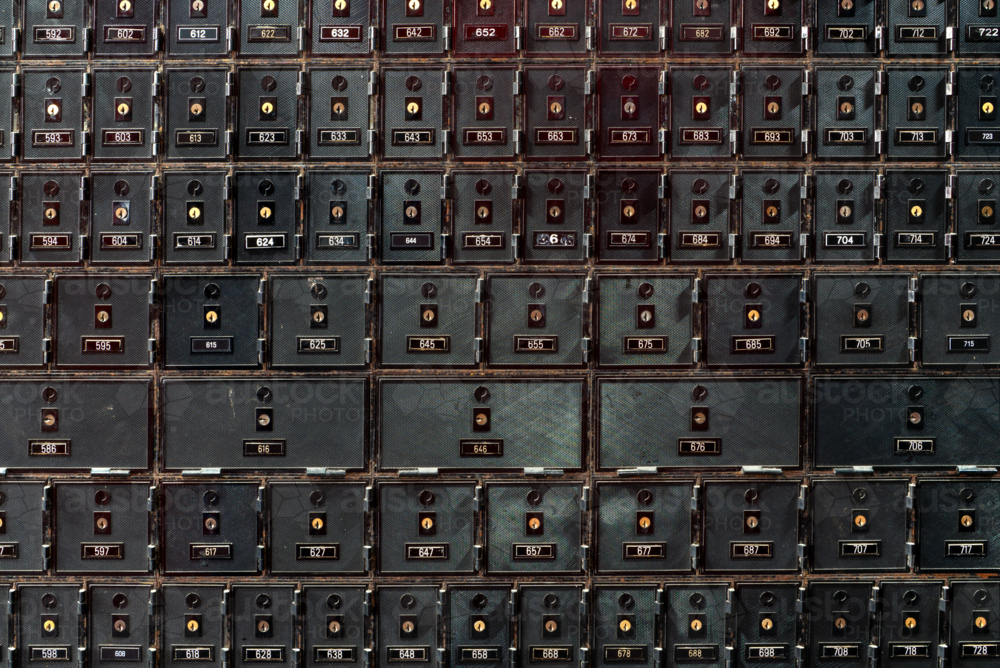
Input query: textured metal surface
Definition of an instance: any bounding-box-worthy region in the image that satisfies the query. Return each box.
[268,483,366,574]
[594,481,694,573]
[53,482,150,574]
[161,482,260,574]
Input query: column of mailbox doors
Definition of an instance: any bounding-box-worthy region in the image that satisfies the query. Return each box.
[0,0,998,665]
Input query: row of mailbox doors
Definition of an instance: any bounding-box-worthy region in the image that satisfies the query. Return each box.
[2,169,1000,265]
[0,272,996,368]
[0,374,998,470]
[4,581,1000,668]
[0,478,999,573]
[1,66,1000,162]
[3,0,999,57]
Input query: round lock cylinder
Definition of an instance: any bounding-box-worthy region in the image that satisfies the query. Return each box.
[312,517,325,531]
[761,618,773,631]
[187,619,199,633]
[328,620,341,634]
[474,620,486,632]
[691,618,703,631]
[402,620,415,633]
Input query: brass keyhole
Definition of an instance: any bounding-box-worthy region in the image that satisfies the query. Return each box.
[911,101,924,114]
[189,206,202,220]
[480,0,492,7]
[45,207,58,220]
[983,205,995,218]
[0,517,4,529]
[986,0,996,7]
[96,517,109,530]
[334,0,347,8]
[408,0,421,10]
[406,206,419,219]
[696,0,708,8]
[695,205,707,218]
[192,0,204,9]
[479,102,492,115]
[421,517,434,530]
[259,206,272,219]
[840,205,852,218]
[909,411,922,425]
[835,618,847,630]
[475,413,489,426]
[766,206,779,217]
[258,413,271,427]
[47,104,60,118]
[329,620,341,634]
[549,206,561,218]
[695,102,708,114]
[690,619,703,632]
[856,309,869,322]
[910,205,923,217]
[545,620,558,633]
[261,102,274,115]
[422,309,435,321]
[43,620,56,633]
[623,205,636,218]
[746,516,759,529]
[551,0,563,8]
[407,101,420,115]
[114,620,127,633]
[187,619,200,632]
[263,0,275,9]
[43,413,56,427]
[747,309,761,322]
[474,620,486,632]
[984,102,995,114]
[767,0,779,7]
[528,517,542,530]
[333,102,345,114]
[962,514,975,527]
[693,411,707,424]
[964,309,977,322]
[312,310,326,325]
[911,0,923,9]
[905,617,917,629]
[530,309,544,322]
[976,617,988,629]
[204,517,217,531]
[402,621,415,633]
[624,101,637,114]
[550,101,563,114]
[840,101,854,115]
[49,0,61,10]
[97,310,110,323]
[117,102,130,116]
[625,0,637,8]
[841,0,853,8]
[638,516,651,529]
[205,310,218,324]
[620,619,632,632]
[767,102,780,114]
[257,620,270,634]
[115,207,129,220]
[311,517,324,530]
[331,206,344,218]
[761,618,774,631]
[190,102,204,117]
[119,0,131,10]
[477,206,490,219]
[640,310,652,322]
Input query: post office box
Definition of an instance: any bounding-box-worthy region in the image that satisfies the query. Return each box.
[302,586,367,668]
[383,0,446,54]
[668,66,733,160]
[486,483,583,574]
[376,586,439,668]
[53,274,153,369]
[523,66,588,160]
[886,67,949,160]
[518,586,585,664]
[379,378,584,471]
[165,67,230,162]
[664,583,727,668]
[270,275,367,368]
[379,273,476,367]
[238,0,297,54]
[167,0,230,56]
[304,170,370,264]
[884,169,949,263]
[596,169,661,263]
[742,0,804,53]
[451,170,516,264]
[0,377,151,471]
[452,66,516,161]
[740,67,805,159]
[810,479,909,572]
[310,0,372,54]
[237,67,298,159]
[161,482,261,575]
[92,69,155,162]
[703,480,801,572]
[957,67,1000,161]
[88,585,153,668]
[18,584,82,668]
[917,479,1000,571]
[232,586,295,668]
[670,0,733,53]
[23,0,86,56]
[163,170,229,265]
[812,273,910,367]
[599,0,664,52]
[0,2,12,57]
[739,170,804,263]
[815,68,878,160]
[446,586,511,668]
[919,273,1000,367]
[667,169,732,263]
[703,273,804,367]
[90,171,154,265]
[485,273,586,367]
[594,481,694,573]
[20,171,82,265]
[53,482,150,574]
[307,68,370,161]
[887,0,949,54]
[597,66,662,160]
[877,581,943,668]
[379,170,444,264]
[815,0,878,54]
[595,274,694,367]
[522,170,589,263]
[382,68,446,161]
[22,70,84,162]
[162,585,226,668]
[234,170,298,265]
[94,0,155,55]
[162,377,366,472]
[0,276,47,368]
[949,581,1000,668]
[805,582,874,668]
[0,72,12,160]
[378,482,476,575]
[454,0,517,54]
[734,584,797,668]
[813,376,1000,469]
[0,483,45,573]
[524,0,588,54]
[269,483,366,574]
[958,0,1000,52]
[955,170,1000,262]
[593,586,658,668]
[597,376,801,470]
[812,171,878,262]
[162,274,262,369]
